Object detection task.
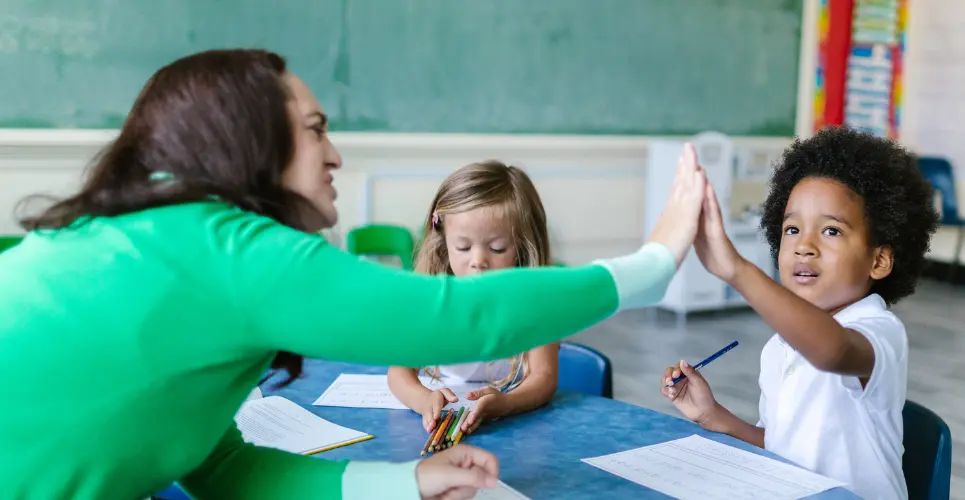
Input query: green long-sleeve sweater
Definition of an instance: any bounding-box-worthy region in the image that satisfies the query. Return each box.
[0,202,676,499]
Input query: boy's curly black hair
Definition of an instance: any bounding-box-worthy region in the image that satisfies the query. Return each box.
[760,126,940,305]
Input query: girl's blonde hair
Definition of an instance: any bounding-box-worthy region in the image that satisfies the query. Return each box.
[416,160,551,391]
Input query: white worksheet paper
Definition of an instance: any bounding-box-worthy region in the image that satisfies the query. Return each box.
[474,481,530,500]
[234,396,370,454]
[581,435,845,500]
[313,373,485,411]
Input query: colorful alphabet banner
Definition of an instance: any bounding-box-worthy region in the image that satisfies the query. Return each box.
[843,0,907,139]
[815,0,906,139]
[813,0,831,133]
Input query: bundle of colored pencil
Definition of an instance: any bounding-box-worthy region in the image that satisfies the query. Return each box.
[420,406,470,455]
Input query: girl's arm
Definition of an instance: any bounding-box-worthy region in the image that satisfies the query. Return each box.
[492,343,560,418]
[204,206,678,367]
[387,367,434,412]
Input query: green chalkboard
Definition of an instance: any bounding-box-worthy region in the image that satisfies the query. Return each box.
[0,0,803,135]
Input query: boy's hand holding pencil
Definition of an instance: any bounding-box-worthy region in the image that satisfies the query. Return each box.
[660,341,737,432]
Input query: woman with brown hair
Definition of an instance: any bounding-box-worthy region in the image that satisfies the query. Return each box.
[0,49,706,499]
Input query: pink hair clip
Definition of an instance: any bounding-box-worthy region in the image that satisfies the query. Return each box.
[431,212,441,229]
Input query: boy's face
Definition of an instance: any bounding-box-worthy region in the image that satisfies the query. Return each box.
[777,177,893,314]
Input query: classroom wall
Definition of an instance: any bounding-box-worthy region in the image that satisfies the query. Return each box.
[901,0,965,264]
[0,130,788,265]
[3,0,963,265]
[0,0,820,265]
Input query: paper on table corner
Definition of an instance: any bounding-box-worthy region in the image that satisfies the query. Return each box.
[313,373,486,410]
[581,434,845,500]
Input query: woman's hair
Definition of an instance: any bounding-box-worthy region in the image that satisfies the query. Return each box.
[17,49,320,387]
[415,160,551,390]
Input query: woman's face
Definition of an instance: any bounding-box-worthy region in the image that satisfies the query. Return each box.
[281,73,342,232]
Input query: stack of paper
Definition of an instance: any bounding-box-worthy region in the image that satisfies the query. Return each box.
[582,435,844,499]
[313,373,485,411]
[235,396,372,455]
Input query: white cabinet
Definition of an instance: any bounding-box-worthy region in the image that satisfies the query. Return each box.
[645,133,776,319]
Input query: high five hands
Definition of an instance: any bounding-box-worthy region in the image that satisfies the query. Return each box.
[650,142,746,280]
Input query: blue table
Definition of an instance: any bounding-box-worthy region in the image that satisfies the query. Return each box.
[262,359,857,499]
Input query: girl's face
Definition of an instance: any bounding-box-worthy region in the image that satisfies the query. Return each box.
[281,72,343,232]
[443,206,519,276]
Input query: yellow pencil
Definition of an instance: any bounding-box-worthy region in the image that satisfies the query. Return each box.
[303,434,374,456]
[452,406,471,445]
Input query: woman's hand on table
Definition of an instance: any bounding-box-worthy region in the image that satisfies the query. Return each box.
[417,444,499,499]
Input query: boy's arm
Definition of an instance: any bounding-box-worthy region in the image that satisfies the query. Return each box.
[387,367,433,411]
[668,360,765,449]
[730,260,875,377]
[704,404,765,449]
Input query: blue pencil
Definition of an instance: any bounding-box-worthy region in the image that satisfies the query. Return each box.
[666,340,739,387]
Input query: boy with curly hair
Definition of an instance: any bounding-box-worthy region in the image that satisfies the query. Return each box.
[661,126,939,499]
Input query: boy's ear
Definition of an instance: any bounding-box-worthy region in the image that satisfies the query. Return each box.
[870,246,894,281]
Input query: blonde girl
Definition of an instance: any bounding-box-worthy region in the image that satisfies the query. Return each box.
[387,160,559,435]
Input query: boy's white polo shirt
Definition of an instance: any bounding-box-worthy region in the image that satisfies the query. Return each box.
[756,293,908,500]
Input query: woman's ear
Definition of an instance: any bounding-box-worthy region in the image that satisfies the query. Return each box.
[869,246,894,281]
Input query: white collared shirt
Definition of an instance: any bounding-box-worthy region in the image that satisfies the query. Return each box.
[757,293,908,500]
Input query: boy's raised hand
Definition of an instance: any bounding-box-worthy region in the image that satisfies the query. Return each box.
[694,181,743,283]
[647,143,707,266]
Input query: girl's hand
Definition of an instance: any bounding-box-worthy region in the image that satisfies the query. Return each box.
[421,389,459,433]
[694,181,744,283]
[660,360,720,428]
[462,387,506,434]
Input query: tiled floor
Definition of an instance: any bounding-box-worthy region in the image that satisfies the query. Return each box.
[569,278,964,499]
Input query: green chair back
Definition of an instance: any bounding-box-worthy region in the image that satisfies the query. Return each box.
[346,225,416,270]
[0,236,23,254]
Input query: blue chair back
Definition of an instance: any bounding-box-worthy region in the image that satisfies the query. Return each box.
[902,400,952,499]
[918,157,962,225]
[557,342,612,398]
